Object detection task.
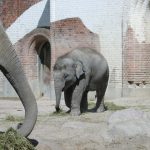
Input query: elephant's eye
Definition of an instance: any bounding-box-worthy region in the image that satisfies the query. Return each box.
[64,73,69,79]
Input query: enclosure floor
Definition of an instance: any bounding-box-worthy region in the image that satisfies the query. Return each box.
[0,97,150,150]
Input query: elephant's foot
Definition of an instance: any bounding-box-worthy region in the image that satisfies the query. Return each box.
[80,106,88,113]
[70,108,81,116]
[55,106,61,112]
[80,108,87,113]
[66,109,71,113]
[80,104,88,113]
[97,105,106,113]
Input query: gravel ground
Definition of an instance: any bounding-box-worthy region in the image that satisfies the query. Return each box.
[0,97,150,150]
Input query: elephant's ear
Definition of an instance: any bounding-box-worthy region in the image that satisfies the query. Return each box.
[74,61,85,79]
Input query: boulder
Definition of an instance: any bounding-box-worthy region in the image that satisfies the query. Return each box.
[108,108,150,137]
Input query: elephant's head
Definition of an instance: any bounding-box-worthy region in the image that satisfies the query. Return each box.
[0,22,37,137]
[53,57,85,111]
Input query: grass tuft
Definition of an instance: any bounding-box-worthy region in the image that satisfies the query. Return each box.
[105,102,126,111]
[88,100,126,111]
[49,109,69,117]
[5,115,23,122]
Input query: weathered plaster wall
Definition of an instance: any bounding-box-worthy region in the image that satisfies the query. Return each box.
[0,0,150,98]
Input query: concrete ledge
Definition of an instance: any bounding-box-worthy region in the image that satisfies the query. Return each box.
[122,88,150,97]
[1,86,150,100]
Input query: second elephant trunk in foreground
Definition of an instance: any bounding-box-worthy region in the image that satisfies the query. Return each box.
[0,23,37,137]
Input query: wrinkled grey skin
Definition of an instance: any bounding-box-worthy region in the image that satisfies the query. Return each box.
[0,22,37,137]
[53,48,109,116]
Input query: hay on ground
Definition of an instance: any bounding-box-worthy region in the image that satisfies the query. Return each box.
[0,128,35,150]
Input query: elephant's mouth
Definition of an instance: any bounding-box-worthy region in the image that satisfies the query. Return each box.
[62,87,65,91]
[63,81,75,92]
[62,83,71,91]
[62,85,69,91]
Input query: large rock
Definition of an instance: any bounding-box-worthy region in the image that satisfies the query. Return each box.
[108,108,150,137]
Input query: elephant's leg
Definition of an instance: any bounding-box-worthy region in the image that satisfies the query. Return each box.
[71,80,86,116]
[94,70,109,112]
[80,91,88,113]
[64,86,74,109]
[95,82,107,112]
[96,90,105,112]
[64,91,71,109]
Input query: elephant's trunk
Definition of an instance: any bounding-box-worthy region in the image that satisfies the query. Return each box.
[55,86,62,112]
[54,76,65,112]
[0,23,37,137]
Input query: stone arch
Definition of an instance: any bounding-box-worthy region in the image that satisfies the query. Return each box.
[27,29,51,98]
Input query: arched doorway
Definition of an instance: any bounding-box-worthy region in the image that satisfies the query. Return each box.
[38,41,51,97]
[31,35,51,98]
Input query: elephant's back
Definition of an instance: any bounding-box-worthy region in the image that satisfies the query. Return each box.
[70,47,108,78]
[69,47,103,62]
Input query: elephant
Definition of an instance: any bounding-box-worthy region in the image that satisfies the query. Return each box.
[0,22,37,137]
[53,47,109,116]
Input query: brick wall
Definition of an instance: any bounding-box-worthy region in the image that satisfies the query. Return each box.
[15,28,49,77]
[0,0,41,28]
[50,18,100,70]
[123,26,150,87]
